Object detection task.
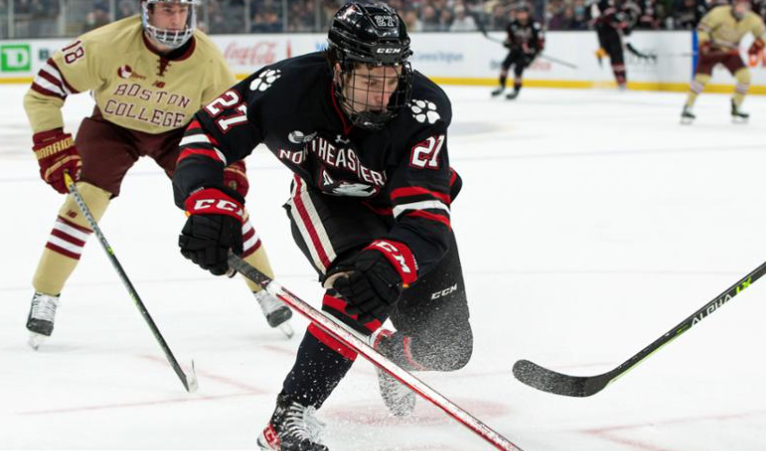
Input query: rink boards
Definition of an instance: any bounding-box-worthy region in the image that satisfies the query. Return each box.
[1,30,765,94]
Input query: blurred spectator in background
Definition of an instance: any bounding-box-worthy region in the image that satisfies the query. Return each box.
[404,8,423,30]
[437,7,454,30]
[117,0,139,19]
[672,0,707,29]
[421,4,441,31]
[84,1,110,32]
[635,0,662,28]
[251,5,282,32]
[450,4,478,30]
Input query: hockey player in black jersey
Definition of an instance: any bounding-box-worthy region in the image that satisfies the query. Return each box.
[591,0,640,89]
[171,3,472,450]
[491,4,545,100]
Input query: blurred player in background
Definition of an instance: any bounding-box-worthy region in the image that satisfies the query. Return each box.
[591,0,640,89]
[172,3,473,449]
[23,0,292,349]
[681,0,765,123]
[491,3,545,100]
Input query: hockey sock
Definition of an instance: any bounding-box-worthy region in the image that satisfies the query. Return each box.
[498,71,508,88]
[33,182,110,295]
[513,76,522,92]
[612,64,626,87]
[239,214,273,293]
[733,68,751,107]
[686,74,710,108]
[279,330,355,408]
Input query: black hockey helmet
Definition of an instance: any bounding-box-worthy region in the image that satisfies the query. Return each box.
[327,2,413,130]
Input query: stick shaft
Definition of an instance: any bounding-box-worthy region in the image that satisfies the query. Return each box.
[609,261,766,383]
[228,254,523,451]
[64,173,193,392]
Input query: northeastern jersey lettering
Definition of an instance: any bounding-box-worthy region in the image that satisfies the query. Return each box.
[174,52,454,274]
[697,5,766,50]
[24,15,235,134]
[506,20,545,52]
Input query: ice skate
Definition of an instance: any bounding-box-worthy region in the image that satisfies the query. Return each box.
[490,86,505,97]
[255,290,294,338]
[373,329,416,417]
[26,292,60,350]
[506,89,520,100]
[681,105,695,125]
[257,396,328,451]
[731,99,749,123]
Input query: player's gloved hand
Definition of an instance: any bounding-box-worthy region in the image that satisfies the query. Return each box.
[223,160,249,198]
[33,128,81,194]
[748,39,764,57]
[699,41,712,56]
[179,187,244,276]
[331,240,418,323]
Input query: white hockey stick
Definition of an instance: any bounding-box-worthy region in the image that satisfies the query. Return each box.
[228,254,524,451]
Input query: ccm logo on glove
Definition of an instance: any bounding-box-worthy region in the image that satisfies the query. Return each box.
[184,188,244,222]
[367,240,418,286]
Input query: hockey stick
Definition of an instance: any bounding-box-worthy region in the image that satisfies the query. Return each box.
[538,54,578,69]
[513,260,766,397]
[228,254,524,451]
[63,172,198,393]
[476,19,578,69]
[625,42,657,62]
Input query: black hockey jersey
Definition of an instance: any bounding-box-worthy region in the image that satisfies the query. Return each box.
[591,0,640,31]
[505,20,545,53]
[173,52,455,276]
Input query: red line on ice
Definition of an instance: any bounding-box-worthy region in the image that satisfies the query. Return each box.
[17,391,264,416]
[138,354,266,392]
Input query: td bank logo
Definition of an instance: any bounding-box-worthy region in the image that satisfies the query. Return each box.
[1,44,32,72]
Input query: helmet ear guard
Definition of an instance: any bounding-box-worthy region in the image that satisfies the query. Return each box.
[327,2,414,130]
[141,0,200,49]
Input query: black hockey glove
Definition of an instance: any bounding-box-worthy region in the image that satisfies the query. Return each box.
[179,187,244,276]
[332,240,418,323]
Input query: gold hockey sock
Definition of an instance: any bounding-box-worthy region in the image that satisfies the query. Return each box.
[33,182,111,295]
[685,74,710,108]
[239,214,274,293]
[733,68,751,107]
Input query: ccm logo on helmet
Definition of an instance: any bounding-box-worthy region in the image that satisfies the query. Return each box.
[376,47,402,54]
[192,199,244,217]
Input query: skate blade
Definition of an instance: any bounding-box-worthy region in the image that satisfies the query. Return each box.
[278,322,294,339]
[680,118,694,125]
[732,117,749,124]
[28,332,47,350]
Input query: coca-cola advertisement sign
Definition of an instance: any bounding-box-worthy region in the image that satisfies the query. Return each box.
[223,40,282,70]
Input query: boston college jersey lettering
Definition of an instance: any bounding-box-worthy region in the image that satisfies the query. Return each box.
[24,15,235,135]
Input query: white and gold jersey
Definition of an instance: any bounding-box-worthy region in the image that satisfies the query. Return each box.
[697,6,766,50]
[24,15,235,135]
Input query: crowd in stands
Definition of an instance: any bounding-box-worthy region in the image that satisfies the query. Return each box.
[2,0,766,38]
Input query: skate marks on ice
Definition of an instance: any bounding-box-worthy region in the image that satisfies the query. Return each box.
[16,354,270,416]
[579,409,766,451]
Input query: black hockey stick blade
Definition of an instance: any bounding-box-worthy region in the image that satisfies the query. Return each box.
[513,260,766,397]
[513,360,612,397]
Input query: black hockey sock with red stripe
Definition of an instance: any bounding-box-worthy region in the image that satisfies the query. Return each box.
[279,332,355,408]
[499,74,507,88]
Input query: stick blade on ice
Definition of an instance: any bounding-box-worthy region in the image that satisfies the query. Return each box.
[512,360,610,397]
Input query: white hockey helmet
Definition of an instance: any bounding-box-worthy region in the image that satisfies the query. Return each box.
[141,0,200,49]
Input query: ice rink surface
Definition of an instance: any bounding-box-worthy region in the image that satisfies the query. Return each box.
[1,83,765,451]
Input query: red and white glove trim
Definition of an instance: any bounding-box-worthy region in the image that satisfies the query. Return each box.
[365,239,418,286]
[184,188,245,223]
